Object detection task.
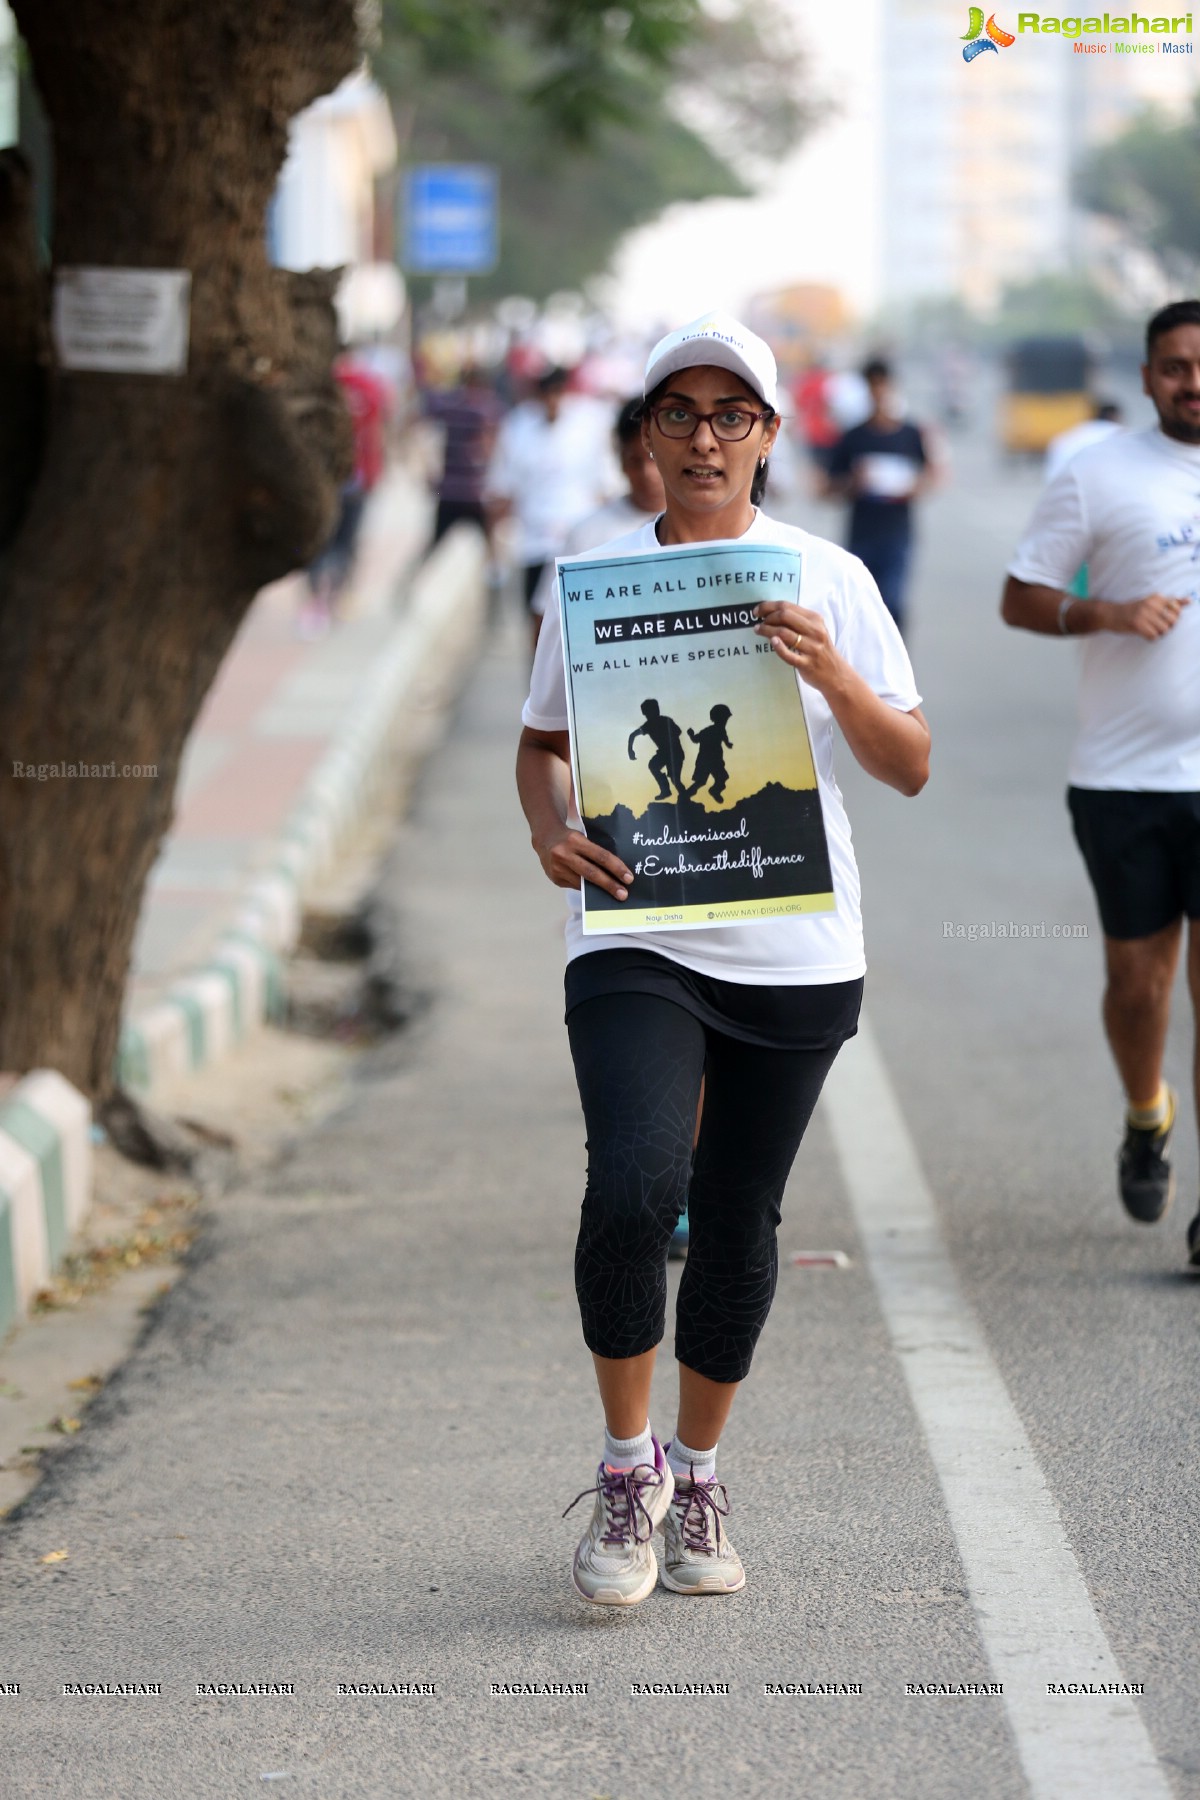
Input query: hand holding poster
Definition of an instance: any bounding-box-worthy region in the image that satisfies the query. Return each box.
[558,539,836,933]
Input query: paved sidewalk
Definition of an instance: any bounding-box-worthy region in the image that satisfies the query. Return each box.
[128,465,433,1009]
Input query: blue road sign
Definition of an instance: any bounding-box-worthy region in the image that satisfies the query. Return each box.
[403,164,498,277]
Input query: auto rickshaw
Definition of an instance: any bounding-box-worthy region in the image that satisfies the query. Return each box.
[1000,335,1093,455]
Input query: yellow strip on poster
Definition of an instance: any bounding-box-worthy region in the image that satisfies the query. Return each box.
[585,892,839,935]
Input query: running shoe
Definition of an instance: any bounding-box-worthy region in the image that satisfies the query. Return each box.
[658,1459,745,1596]
[1186,1208,1200,1270]
[1117,1088,1176,1223]
[668,1207,690,1260]
[562,1437,674,1606]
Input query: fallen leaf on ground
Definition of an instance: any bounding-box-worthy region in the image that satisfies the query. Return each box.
[40,1548,68,1564]
[67,1375,103,1393]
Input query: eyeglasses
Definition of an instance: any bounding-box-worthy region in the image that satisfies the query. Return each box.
[647,404,773,442]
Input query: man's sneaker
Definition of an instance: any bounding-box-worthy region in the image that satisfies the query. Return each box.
[1117,1088,1177,1223]
[1186,1209,1200,1270]
[658,1461,746,1596]
[562,1437,674,1606]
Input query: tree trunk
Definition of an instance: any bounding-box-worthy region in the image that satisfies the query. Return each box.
[0,0,361,1102]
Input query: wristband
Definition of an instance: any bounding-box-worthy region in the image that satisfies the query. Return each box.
[1057,596,1076,636]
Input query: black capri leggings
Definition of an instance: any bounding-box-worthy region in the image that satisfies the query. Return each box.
[567,992,843,1384]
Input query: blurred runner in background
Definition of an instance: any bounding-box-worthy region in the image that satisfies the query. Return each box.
[791,354,840,477]
[530,397,697,1260]
[485,366,618,651]
[1002,300,1200,1266]
[825,357,939,638]
[423,363,501,544]
[935,343,971,430]
[1044,399,1124,487]
[529,397,665,619]
[300,349,392,637]
[826,363,871,434]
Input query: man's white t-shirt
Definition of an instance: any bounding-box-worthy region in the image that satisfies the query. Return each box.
[522,509,922,985]
[529,496,655,617]
[484,395,619,566]
[1008,427,1200,790]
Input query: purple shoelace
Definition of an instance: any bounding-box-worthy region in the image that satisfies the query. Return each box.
[672,1470,731,1553]
[562,1460,664,1547]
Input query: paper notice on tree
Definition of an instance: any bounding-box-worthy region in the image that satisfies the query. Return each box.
[557,539,836,934]
[52,268,191,375]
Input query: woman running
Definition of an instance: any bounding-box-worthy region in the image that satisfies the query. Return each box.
[516,312,930,1605]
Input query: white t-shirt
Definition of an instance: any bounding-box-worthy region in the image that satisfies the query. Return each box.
[522,509,922,985]
[529,496,656,616]
[1008,427,1200,790]
[827,371,871,431]
[483,395,619,566]
[1042,417,1123,486]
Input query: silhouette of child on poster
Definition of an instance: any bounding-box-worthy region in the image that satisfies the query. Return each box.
[627,699,687,801]
[686,705,733,803]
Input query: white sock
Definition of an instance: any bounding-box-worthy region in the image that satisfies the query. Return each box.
[668,1435,716,1485]
[1128,1085,1169,1130]
[604,1421,655,1472]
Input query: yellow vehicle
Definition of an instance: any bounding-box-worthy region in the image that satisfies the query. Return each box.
[1000,336,1093,455]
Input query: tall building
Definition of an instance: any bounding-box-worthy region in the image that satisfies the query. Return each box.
[880,0,1075,311]
[881,1,1200,314]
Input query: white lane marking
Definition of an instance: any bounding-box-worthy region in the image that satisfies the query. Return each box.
[822,1017,1173,1800]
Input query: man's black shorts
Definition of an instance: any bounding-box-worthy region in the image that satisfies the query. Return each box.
[1068,787,1200,939]
[521,562,548,611]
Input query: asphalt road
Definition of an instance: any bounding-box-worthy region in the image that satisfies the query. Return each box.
[1,401,1197,1799]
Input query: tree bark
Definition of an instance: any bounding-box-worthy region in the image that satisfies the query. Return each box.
[0,149,48,551]
[0,0,361,1101]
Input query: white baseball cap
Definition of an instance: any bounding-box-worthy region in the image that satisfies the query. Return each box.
[643,311,778,411]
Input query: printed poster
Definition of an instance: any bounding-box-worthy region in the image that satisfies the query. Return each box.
[558,540,835,933]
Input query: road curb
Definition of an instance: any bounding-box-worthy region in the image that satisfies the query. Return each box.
[0,1071,93,1341]
[117,521,488,1097]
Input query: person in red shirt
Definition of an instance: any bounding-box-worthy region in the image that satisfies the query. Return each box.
[791,355,839,476]
[336,354,389,491]
[301,352,392,635]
